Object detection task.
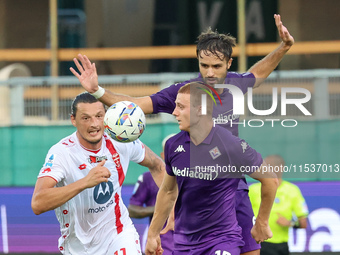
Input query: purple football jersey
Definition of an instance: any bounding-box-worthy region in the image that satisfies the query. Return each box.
[164,126,263,250]
[150,72,255,137]
[130,172,158,211]
[150,72,255,191]
[129,172,174,254]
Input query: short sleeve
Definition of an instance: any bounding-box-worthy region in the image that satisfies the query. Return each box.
[164,139,175,176]
[224,133,263,175]
[37,146,66,183]
[126,139,146,164]
[150,77,202,114]
[227,72,255,94]
[150,84,179,114]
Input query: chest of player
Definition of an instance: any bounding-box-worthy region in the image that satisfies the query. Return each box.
[171,143,238,187]
[63,150,127,187]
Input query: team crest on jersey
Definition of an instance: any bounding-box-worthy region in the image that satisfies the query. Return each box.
[44,154,55,167]
[209,146,221,159]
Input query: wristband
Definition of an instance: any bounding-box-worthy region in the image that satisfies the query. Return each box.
[290,220,300,228]
[90,86,105,99]
[293,221,301,229]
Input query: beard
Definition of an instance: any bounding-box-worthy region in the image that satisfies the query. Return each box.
[202,77,225,86]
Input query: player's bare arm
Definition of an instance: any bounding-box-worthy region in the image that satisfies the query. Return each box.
[248,14,294,88]
[31,160,110,215]
[146,174,178,255]
[276,213,308,229]
[128,204,155,218]
[249,162,279,243]
[297,217,308,228]
[139,145,166,187]
[70,54,154,114]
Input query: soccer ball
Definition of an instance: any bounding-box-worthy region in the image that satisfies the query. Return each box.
[104,101,146,143]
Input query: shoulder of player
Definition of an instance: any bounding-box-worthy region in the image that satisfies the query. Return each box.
[227,71,255,79]
[281,180,301,193]
[214,126,240,146]
[165,131,186,149]
[51,133,76,154]
[171,76,202,87]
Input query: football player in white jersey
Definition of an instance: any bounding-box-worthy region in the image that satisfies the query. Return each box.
[31,92,165,255]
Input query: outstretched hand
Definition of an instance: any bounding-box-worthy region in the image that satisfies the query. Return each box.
[70,54,99,93]
[274,14,294,47]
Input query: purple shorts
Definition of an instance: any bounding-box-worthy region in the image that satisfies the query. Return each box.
[235,189,261,253]
[161,230,174,255]
[173,240,242,255]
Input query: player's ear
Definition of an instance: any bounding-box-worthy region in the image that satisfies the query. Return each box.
[227,58,233,70]
[70,114,77,127]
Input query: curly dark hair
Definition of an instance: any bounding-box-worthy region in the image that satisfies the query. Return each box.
[196,27,236,61]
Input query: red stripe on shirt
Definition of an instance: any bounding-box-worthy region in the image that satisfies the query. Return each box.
[114,192,123,234]
[105,138,125,187]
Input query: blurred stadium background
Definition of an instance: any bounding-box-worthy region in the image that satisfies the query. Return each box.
[1,0,340,254]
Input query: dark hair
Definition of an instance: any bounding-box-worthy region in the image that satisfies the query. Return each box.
[196,27,236,61]
[71,92,104,117]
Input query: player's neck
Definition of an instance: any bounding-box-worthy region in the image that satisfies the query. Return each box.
[215,87,224,94]
[76,132,102,151]
[190,120,213,145]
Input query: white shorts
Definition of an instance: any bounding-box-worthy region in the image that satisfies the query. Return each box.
[60,225,141,255]
[108,227,142,255]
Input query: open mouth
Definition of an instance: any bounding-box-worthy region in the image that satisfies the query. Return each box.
[89,130,100,136]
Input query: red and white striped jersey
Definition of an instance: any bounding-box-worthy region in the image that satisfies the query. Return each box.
[38,132,145,254]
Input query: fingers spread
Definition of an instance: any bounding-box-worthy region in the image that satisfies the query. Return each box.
[73,57,84,73]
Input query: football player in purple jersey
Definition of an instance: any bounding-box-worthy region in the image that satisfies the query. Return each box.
[71,14,293,255]
[145,83,278,255]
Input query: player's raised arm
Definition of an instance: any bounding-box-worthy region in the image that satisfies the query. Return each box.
[248,162,279,243]
[70,54,154,114]
[248,14,294,88]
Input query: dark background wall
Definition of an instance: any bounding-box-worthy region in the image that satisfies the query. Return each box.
[1,0,340,75]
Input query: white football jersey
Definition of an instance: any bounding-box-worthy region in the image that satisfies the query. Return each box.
[38,132,145,254]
